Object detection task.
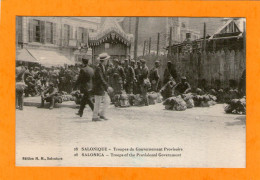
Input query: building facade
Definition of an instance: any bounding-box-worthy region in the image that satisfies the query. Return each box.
[16,17,101,65]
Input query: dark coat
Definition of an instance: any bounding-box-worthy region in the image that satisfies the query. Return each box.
[140,65,149,82]
[75,65,94,93]
[93,63,109,96]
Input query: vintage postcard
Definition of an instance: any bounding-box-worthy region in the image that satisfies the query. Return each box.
[15,16,246,167]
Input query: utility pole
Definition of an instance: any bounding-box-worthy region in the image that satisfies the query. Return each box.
[134,17,139,60]
[157,32,160,56]
[143,40,146,56]
[203,22,206,52]
[129,17,131,33]
[168,27,172,57]
[148,37,151,54]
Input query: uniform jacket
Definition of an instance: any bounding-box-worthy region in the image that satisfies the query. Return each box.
[140,65,149,82]
[125,65,135,83]
[111,65,125,83]
[93,63,109,96]
[75,65,94,93]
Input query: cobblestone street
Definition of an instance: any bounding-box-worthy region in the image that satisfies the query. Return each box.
[16,97,246,167]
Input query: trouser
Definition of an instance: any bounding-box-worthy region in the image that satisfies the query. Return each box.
[92,92,110,119]
[111,83,123,103]
[151,80,159,92]
[16,89,24,110]
[79,91,94,114]
[125,82,134,94]
[141,84,149,106]
[41,96,55,108]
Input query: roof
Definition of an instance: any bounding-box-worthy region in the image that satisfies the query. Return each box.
[89,17,133,46]
[27,49,74,67]
[209,18,245,40]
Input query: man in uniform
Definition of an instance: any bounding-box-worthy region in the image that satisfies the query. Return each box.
[124,59,136,94]
[175,76,191,95]
[92,53,113,121]
[134,60,142,94]
[39,82,58,110]
[163,61,177,85]
[110,59,125,95]
[74,58,94,117]
[149,60,160,92]
[139,59,150,106]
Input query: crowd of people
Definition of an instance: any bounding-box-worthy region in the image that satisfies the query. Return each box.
[16,52,246,121]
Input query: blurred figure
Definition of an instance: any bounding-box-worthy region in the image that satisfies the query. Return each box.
[163,61,177,85]
[124,59,136,94]
[74,58,94,117]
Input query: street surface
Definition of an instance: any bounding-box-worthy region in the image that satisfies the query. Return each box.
[16,96,246,167]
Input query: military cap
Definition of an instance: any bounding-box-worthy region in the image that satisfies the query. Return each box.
[181,76,187,80]
[140,59,146,63]
[155,60,160,64]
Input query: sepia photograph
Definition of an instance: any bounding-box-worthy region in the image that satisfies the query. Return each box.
[15,16,246,167]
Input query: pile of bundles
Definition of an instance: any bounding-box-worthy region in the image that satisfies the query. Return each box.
[163,96,187,111]
[70,90,84,105]
[216,89,239,103]
[224,96,246,114]
[163,92,217,111]
[192,94,217,107]
[54,91,75,104]
[113,92,163,107]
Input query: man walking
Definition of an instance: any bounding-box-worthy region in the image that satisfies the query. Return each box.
[92,53,113,121]
[74,58,94,117]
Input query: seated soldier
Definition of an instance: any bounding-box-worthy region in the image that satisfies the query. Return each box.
[175,76,191,95]
[38,82,58,109]
[159,76,176,100]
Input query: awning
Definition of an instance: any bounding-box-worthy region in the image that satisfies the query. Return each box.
[16,48,38,63]
[27,49,75,67]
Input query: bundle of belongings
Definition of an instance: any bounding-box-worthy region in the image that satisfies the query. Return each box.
[216,89,239,103]
[114,93,130,107]
[148,92,163,105]
[224,96,246,114]
[163,90,217,111]
[113,91,162,107]
[51,91,74,104]
[163,95,187,111]
[192,94,217,107]
[70,90,84,105]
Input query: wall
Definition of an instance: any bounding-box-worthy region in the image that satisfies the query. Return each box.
[143,49,245,90]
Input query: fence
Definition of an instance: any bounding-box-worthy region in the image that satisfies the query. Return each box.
[142,49,246,90]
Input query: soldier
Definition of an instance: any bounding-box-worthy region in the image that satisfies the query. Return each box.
[134,60,142,94]
[149,60,160,92]
[124,59,136,94]
[139,59,150,106]
[74,58,94,117]
[175,76,191,95]
[163,61,177,85]
[38,82,58,110]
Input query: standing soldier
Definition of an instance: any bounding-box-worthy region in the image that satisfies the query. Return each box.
[110,59,125,98]
[163,61,178,85]
[134,60,142,94]
[74,58,94,117]
[124,59,136,94]
[149,60,160,92]
[140,59,150,106]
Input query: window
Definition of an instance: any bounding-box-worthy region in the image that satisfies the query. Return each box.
[45,22,53,43]
[78,27,84,43]
[33,20,40,42]
[64,24,70,45]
